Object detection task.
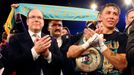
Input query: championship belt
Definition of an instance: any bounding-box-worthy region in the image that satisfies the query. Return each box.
[76,37,103,72]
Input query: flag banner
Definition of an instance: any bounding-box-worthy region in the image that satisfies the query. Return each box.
[15,3,98,21]
[4,3,98,35]
[4,8,15,35]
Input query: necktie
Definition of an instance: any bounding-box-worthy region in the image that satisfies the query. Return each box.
[32,34,44,75]
[32,34,39,43]
[33,34,38,37]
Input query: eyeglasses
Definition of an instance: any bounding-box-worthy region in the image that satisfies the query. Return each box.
[27,16,44,20]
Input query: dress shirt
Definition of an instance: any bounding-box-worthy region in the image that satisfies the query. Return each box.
[28,30,52,63]
[56,37,62,48]
[56,37,63,75]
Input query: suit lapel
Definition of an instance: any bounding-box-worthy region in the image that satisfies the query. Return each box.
[41,33,45,37]
[19,32,45,50]
[18,33,34,51]
[61,35,70,47]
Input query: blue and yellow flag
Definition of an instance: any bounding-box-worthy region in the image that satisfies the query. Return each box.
[15,3,98,21]
[4,8,15,35]
[4,3,98,35]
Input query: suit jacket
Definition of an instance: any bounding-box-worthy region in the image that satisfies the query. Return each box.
[124,25,132,35]
[59,33,83,75]
[126,20,134,75]
[126,20,134,67]
[124,20,134,35]
[2,32,62,75]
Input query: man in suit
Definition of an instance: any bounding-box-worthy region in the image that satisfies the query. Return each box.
[2,9,62,75]
[124,8,134,35]
[126,18,134,75]
[48,20,82,75]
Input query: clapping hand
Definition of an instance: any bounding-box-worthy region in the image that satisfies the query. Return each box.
[82,28,107,53]
[34,35,51,57]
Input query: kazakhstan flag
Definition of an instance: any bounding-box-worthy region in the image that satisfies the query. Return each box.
[4,8,15,35]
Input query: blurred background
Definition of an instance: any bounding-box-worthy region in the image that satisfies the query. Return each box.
[0,0,134,41]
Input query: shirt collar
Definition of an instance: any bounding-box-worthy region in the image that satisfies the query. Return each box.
[57,37,62,40]
[28,30,41,38]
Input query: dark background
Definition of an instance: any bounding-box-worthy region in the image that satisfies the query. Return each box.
[0,0,133,42]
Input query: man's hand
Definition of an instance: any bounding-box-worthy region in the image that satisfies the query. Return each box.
[34,35,51,55]
[81,28,99,49]
[11,4,19,8]
[82,28,107,53]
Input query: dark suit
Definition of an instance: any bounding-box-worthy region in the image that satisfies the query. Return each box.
[126,20,134,75]
[59,33,83,75]
[2,32,62,75]
[124,25,132,35]
[124,20,134,35]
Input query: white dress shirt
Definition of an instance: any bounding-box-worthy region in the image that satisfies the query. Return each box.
[56,37,62,48]
[28,30,52,62]
[28,30,52,75]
